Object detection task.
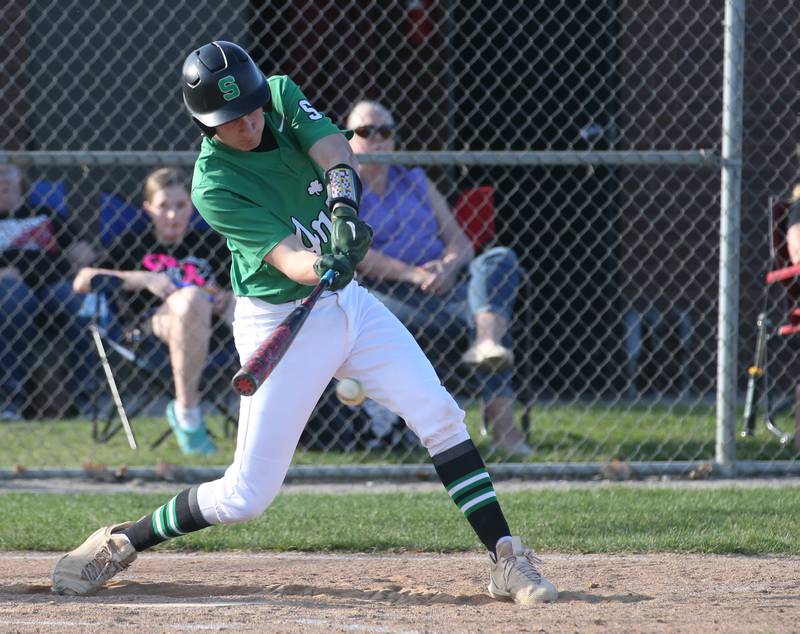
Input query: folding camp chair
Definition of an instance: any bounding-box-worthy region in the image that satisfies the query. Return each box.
[741,195,799,445]
[453,186,496,251]
[87,272,239,450]
[87,276,138,449]
[29,179,69,218]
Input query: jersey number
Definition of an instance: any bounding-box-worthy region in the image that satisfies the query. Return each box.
[299,100,323,120]
[218,75,241,101]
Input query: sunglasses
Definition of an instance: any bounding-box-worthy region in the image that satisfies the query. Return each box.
[353,124,395,140]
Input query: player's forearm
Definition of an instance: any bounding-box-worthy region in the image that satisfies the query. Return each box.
[263,237,322,286]
[280,251,322,286]
[308,133,360,174]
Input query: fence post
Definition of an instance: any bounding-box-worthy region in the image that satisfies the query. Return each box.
[717,0,746,475]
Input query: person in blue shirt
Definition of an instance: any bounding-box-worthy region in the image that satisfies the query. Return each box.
[347,100,530,454]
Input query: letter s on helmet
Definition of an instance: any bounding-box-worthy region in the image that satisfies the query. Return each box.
[181,41,270,137]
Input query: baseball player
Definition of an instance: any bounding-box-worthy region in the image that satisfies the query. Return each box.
[51,41,557,605]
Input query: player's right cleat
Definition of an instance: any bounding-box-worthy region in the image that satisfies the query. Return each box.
[166,400,218,455]
[488,536,558,605]
[51,522,137,595]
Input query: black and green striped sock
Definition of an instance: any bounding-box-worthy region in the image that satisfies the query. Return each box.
[432,439,510,553]
[121,486,210,551]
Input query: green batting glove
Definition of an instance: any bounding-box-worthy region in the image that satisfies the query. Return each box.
[313,253,356,291]
[331,205,373,265]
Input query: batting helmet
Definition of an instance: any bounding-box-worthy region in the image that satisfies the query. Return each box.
[181,41,270,136]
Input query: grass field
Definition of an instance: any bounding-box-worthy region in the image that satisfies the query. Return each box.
[2,487,800,554]
[2,402,798,469]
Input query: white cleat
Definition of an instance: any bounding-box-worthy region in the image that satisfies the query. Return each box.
[488,536,558,605]
[51,522,137,595]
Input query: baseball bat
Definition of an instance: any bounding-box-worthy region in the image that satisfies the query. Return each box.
[231,269,336,396]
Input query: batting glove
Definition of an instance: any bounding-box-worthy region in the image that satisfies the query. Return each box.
[314,253,356,291]
[331,205,373,265]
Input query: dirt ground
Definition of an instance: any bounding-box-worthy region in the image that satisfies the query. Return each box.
[1,551,799,633]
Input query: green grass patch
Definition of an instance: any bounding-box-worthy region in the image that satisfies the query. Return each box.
[3,487,800,554]
[2,402,797,469]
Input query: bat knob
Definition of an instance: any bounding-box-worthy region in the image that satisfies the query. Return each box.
[232,371,258,396]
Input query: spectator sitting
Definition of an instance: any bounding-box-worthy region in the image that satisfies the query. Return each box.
[346,100,531,454]
[73,167,234,455]
[0,164,97,420]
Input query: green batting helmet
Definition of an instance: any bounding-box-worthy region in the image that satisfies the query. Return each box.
[181,41,270,136]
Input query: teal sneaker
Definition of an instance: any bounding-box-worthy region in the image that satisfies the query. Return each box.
[166,401,218,455]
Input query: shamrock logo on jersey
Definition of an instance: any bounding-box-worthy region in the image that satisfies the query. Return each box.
[307,179,323,196]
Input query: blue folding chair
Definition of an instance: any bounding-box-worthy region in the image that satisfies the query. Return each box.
[29,179,69,218]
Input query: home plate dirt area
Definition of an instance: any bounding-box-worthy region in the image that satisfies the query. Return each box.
[1,551,799,633]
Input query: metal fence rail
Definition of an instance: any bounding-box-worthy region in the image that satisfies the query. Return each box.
[1,0,798,479]
[0,150,721,167]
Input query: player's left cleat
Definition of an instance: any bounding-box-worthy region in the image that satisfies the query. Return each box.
[488,536,558,605]
[51,522,137,595]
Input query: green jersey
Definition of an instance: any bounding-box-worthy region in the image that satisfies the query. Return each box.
[191,75,351,304]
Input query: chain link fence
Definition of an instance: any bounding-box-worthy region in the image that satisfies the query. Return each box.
[0,1,798,477]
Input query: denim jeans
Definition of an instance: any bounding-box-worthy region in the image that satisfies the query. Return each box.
[40,281,97,398]
[366,246,520,400]
[0,278,94,417]
[0,279,39,414]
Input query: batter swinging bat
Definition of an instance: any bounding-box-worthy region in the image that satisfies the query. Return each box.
[231,269,336,396]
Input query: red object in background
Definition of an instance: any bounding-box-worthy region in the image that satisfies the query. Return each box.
[405,0,434,46]
[453,186,495,250]
[766,198,800,335]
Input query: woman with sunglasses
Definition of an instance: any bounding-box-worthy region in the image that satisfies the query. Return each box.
[347,100,530,456]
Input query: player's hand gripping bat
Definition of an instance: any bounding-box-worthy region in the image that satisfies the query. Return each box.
[231,269,336,396]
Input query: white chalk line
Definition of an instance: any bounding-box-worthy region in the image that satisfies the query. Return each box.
[1,621,244,631]
[2,616,419,634]
[295,619,420,634]
[93,600,287,608]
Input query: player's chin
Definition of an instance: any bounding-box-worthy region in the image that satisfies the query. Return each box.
[238,136,261,151]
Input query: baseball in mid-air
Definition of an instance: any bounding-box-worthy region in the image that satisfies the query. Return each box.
[336,378,365,406]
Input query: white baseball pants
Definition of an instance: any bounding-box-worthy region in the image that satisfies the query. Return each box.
[196,281,468,525]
